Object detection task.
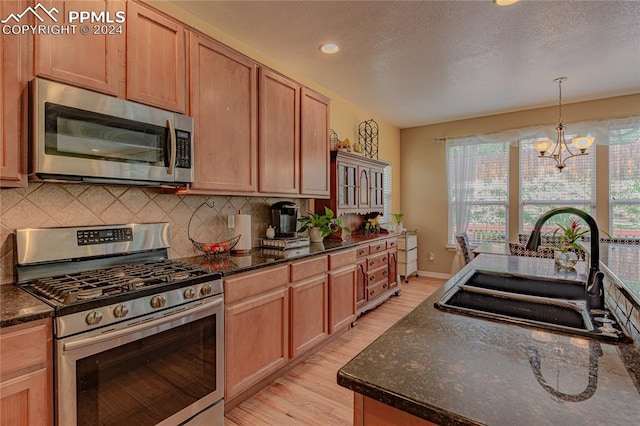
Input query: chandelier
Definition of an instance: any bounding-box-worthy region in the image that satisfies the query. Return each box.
[533,77,594,171]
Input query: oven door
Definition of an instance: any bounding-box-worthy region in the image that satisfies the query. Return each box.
[56,296,224,426]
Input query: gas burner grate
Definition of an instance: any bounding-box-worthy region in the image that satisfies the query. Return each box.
[30,260,211,305]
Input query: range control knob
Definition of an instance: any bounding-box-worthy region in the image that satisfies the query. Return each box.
[113,304,129,318]
[150,295,166,309]
[183,288,196,299]
[200,284,212,296]
[85,311,103,326]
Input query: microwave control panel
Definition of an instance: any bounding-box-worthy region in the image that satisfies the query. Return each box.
[77,227,133,246]
[175,130,191,169]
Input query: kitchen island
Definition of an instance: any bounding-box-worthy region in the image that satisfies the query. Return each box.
[338,253,640,425]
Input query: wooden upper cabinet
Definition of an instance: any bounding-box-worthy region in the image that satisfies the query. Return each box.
[370,167,385,211]
[34,0,125,97]
[126,1,186,112]
[259,68,300,194]
[189,32,258,192]
[1,0,29,188]
[300,87,330,197]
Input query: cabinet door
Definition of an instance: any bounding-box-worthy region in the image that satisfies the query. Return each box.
[127,1,186,112]
[300,87,330,197]
[259,68,300,194]
[329,265,356,333]
[338,161,358,209]
[0,369,50,426]
[370,167,384,211]
[388,249,399,290]
[35,0,125,96]
[0,0,29,188]
[225,287,289,400]
[189,33,258,192]
[358,166,371,210]
[290,274,328,358]
[356,259,367,310]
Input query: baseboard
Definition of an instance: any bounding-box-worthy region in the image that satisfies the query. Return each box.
[417,270,451,280]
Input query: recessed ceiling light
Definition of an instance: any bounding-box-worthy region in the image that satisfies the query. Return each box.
[320,43,339,54]
[493,0,519,5]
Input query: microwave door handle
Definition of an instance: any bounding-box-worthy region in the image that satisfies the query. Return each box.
[166,119,177,175]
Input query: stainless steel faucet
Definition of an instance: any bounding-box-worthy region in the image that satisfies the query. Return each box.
[525,207,604,311]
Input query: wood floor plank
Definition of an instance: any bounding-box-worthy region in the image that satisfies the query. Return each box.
[225,276,444,425]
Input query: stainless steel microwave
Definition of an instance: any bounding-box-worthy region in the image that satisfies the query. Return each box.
[30,78,194,187]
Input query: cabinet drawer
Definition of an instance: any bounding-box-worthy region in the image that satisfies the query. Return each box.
[398,235,417,250]
[224,265,289,304]
[367,251,389,271]
[366,267,389,287]
[369,241,386,254]
[291,255,328,282]
[329,249,357,270]
[367,280,389,301]
[386,238,397,250]
[356,245,370,258]
[0,319,50,377]
[398,248,417,263]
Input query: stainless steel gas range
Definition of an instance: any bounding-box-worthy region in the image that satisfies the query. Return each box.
[15,223,224,426]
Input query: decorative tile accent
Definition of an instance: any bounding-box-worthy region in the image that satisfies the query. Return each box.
[0,183,309,284]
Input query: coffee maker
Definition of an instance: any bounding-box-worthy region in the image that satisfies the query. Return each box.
[270,201,299,238]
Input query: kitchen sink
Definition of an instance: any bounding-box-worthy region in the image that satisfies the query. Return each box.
[434,270,629,342]
[463,271,586,300]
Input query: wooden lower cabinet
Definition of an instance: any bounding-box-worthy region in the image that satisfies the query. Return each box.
[356,258,368,310]
[224,265,290,401]
[290,275,328,358]
[0,319,53,426]
[354,394,436,426]
[329,264,357,333]
[388,249,399,291]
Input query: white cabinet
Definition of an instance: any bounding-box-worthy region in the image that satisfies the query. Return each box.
[398,232,418,283]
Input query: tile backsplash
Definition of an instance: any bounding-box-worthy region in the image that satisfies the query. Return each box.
[0,183,309,284]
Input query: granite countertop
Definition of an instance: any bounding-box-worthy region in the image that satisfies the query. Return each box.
[337,254,640,425]
[0,234,395,328]
[181,233,397,276]
[0,284,54,328]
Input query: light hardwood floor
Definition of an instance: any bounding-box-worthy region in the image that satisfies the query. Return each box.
[224,276,445,425]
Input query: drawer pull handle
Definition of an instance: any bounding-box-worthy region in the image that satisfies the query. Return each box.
[370,261,375,266]
[383,283,387,289]
[376,245,382,250]
[382,257,387,262]
[369,290,375,296]
[382,270,387,276]
[369,276,375,281]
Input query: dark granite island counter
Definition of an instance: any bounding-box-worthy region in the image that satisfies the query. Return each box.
[338,254,640,425]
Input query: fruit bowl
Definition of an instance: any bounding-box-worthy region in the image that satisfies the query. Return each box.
[187,201,240,257]
[190,234,241,257]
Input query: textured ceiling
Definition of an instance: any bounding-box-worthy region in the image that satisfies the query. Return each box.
[170,0,640,128]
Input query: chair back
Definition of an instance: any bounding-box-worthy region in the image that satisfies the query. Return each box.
[508,243,554,259]
[456,233,473,264]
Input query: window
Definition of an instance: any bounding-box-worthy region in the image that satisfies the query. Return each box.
[609,126,640,237]
[382,165,392,226]
[447,139,509,244]
[520,137,596,234]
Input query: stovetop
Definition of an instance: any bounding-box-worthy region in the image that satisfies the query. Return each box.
[26,259,215,305]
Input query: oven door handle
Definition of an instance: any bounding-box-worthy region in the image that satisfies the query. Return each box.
[166,119,177,175]
[63,297,222,352]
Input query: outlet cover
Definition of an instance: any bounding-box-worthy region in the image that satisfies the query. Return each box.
[227,215,235,228]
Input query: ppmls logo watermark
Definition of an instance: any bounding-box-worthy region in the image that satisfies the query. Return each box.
[2,2,125,36]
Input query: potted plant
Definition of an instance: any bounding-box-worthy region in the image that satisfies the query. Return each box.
[549,219,589,269]
[363,217,381,235]
[298,207,351,243]
[392,213,404,233]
